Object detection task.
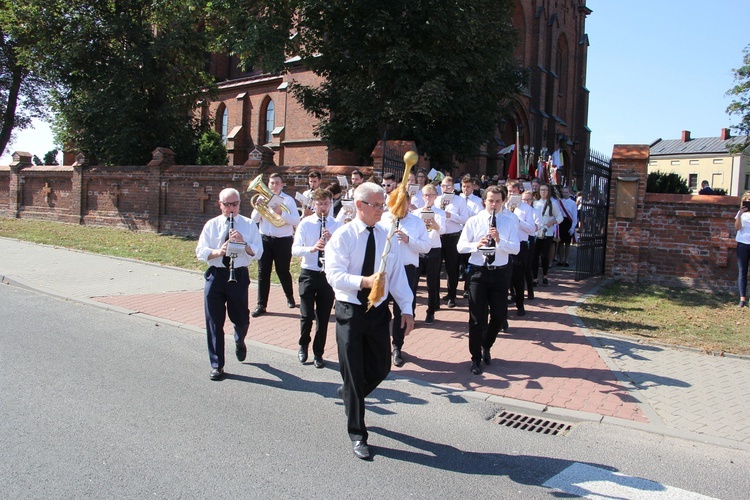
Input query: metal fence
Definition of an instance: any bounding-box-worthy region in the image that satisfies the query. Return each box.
[575,150,612,281]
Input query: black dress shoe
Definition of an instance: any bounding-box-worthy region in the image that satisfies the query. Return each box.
[392,348,404,367]
[447,298,456,308]
[352,440,370,459]
[287,298,296,308]
[209,368,224,381]
[298,345,308,364]
[236,341,247,362]
[313,355,325,368]
[424,312,435,324]
[336,385,344,399]
[517,307,526,317]
[251,305,266,318]
[482,347,491,365]
[470,361,482,375]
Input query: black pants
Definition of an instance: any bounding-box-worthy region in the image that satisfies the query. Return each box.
[418,248,442,314]
[257,235,294,306]
[526,237,536,298]
[440,232,461,298]
[467,264,510,362]
[298,269,334,356]
[533,236,552,279]
[204,266,250,369]
[511,241,530,309]
[336,301,392,442]
[391,264,417,350]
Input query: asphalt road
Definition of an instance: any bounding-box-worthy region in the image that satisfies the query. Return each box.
[1,285,748,499]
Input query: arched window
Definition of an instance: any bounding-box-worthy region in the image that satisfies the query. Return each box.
[264,100,275,144]
[220,107,229,144]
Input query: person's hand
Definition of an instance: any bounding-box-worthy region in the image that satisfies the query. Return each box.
[395,229,409,243]
[229,229,245,244]
[361,274,378,289]
[401,314,415,336]
[311,239,326,252]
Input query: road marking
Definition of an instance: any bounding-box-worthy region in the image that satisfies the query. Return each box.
[542,462,717,499]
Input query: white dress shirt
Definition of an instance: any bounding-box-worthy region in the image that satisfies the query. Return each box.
[436,191,469,234]
[412,206,446,249]
[196,214,263,268]
[513,202,538,240]
[251,191,301,237]
[533,198,564,238]
[457,209,520,266]
[326,217,414,313]
[378,212,432,267]
[461,193,484,217]
[292,213,342,271]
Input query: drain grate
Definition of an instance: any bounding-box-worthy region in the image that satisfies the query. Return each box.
[493,410,574,436]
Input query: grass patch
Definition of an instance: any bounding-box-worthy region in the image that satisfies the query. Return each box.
[577,281,750,355]
[0,218,301,281]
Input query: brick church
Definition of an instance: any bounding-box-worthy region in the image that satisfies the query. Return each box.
[204,0,592,184]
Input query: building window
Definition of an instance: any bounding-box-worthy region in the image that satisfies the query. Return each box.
[648,160,657,166]
[264,100,275,144]
[689,174,698,190]
[713,158,723,164]
[745,174,749,190]
[671,160,680,166]
[220,107,228,144]
[689,159,699,165]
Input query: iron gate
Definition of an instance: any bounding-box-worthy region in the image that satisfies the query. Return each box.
[380,142,407,180]
[575,150,611,281]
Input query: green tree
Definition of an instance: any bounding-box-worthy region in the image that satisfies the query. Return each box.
[43,148,58,165]
[32,154,42,165]
[726,44,750,153]
[217,0,522,163]
[0,2,49,158]
[6,0,217,165]
[196,130,228,165]
[647,171,690,194]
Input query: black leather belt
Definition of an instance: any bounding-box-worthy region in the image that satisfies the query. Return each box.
[483,263,509,270]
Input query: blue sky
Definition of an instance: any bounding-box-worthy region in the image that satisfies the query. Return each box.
[586,0,748,156]
[2,1,748,164]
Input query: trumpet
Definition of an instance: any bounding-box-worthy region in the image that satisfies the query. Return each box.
[247,174,290,228]
[429,171,445,187]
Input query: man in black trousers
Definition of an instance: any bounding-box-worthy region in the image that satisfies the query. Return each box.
[196,188,263,380]
[251,173,301,317]
[326,182,414,460]
[291,188,341,368]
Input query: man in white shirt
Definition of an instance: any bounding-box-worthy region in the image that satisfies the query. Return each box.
[292,188,341,369]
[557,186,578,267]
[251,173,301,317]
[457,186,520,375]
[380,193,431,367]
[196,188,263,381]
[459,175,484,294]
[436,176,469,308]
[300,170,322,217]
[326,182,414,460]
[413,184,445,324]
[508,182,537,316]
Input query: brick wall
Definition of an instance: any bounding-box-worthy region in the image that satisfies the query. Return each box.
[0,154,369,237]
[606,145,741,294]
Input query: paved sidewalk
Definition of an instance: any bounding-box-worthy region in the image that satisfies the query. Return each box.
[2,237,748,450]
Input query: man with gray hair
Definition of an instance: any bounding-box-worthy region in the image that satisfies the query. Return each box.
[326,182,414,460]
[196,188,263,381]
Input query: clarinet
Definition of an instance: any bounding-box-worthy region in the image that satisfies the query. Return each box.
[228,213,237,283]
[484,209,496,264]
[319,215,326,271]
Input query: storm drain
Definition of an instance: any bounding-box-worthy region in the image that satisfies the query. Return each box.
[493,410,574,436]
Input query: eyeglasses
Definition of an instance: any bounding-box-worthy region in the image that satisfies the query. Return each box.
[360,200,386,210]
[221,201,239,207]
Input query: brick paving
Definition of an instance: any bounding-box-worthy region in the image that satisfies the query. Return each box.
[3,237,749,448]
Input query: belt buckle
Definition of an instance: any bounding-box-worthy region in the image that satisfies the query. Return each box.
[486,265,497,270]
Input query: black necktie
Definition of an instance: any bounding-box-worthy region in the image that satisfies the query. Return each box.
[222,218,231,268]
[357,226,376,306]
[486,215,495,265]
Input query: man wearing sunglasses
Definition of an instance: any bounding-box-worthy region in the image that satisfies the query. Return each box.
[196,188,263,381]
